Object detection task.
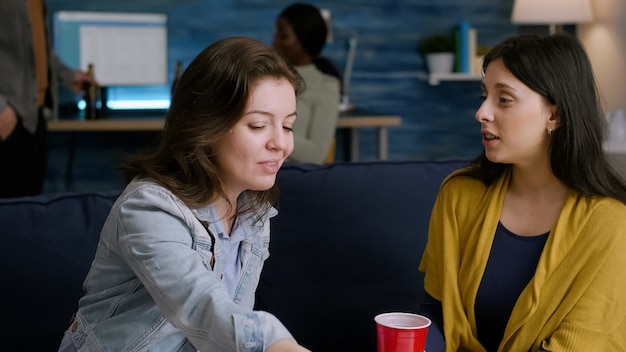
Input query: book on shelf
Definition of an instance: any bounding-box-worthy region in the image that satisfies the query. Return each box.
[454,21,478,75]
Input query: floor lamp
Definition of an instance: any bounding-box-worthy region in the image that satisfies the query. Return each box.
[511,0,593,34]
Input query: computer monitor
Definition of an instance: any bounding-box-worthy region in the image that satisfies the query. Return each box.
[53,11,167,87]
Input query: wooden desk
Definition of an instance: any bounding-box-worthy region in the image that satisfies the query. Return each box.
[48,119,165,132]
[336,114,401,160]
[48,113,402,161]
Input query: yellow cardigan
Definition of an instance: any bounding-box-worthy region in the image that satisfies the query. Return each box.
[419,169,626,352]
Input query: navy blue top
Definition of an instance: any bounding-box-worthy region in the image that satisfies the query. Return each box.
[421,222,549,352]
[475,222,549,351]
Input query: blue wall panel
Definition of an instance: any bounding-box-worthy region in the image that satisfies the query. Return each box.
[44,0,520,192]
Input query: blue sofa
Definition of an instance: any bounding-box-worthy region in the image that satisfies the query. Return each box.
[0,160,468,351]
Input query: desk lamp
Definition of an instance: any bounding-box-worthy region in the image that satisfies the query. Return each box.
[511,0,593,34]
[338,37,357,112]
[321,8,358,112]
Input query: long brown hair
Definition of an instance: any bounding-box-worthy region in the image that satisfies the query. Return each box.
[122,36,304,214]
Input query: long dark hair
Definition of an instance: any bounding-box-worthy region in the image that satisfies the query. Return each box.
[457,33,626,204]
[279,3,343,84]
[122,36,304,213]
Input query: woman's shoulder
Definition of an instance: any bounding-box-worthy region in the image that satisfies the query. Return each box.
[434,168,491,206]
[576,195,626,227]
[565,195,626,257]
[320,72,340,91]
[441,167,486,191]
[117,179,188,213]
[297,64,339,87]
[123,178,172,198]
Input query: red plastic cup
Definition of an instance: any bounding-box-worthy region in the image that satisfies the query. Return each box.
[375,312,431,352]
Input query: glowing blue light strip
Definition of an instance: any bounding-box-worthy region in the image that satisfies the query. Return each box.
[78,100,171,110]
[108,100,171,110]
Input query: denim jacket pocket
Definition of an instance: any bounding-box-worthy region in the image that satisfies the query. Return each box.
[194,219,217,270]
[193,238,215,270]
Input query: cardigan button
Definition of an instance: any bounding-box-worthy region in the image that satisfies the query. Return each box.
[71,321,78,332]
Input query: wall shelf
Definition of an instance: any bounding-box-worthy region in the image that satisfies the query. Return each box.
[428,73,482,85]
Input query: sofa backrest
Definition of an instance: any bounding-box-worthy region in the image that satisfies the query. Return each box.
[0,190,120,351]
[255,160,468,352]
[0,160,468,351]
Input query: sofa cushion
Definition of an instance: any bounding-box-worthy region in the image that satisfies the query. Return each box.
[255,160,467,352]
[0,191,120,351]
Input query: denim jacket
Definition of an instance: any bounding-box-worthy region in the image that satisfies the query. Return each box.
[66,179,293,351]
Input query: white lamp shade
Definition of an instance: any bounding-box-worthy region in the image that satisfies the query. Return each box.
[511,0,593,24]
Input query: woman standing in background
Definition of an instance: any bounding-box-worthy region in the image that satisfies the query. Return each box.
[273,2,341,164]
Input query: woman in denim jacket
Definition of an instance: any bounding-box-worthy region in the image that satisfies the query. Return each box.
[58,36,309,352]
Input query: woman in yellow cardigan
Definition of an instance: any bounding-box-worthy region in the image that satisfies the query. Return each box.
[419,33,626,352]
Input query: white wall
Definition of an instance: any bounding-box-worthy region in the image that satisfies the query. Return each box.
[579,0,626,177]
[578,0,626,111]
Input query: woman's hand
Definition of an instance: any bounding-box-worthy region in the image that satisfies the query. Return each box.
[266,338,311,352]
[69,70,97,95]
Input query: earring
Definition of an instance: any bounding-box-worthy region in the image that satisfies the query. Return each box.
[548,127,552,136]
